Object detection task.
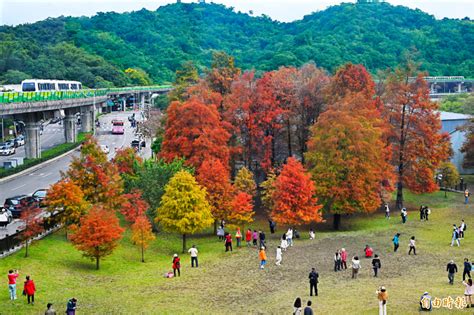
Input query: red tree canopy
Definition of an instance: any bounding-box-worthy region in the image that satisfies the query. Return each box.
[327,63,376,101]
[160,99,230,170]
[271,157,323,225]
[70,206,124,269]
[120,189,150,223]
[112,147,143,175]
[228,191,254,227]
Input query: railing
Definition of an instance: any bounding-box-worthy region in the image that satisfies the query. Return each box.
[0,85,172,104]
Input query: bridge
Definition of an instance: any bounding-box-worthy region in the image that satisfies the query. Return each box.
[0,85,171,159]
[424,76,474,98]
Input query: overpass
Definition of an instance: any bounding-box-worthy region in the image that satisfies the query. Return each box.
[424,76,474,98]
[0,85,171,159]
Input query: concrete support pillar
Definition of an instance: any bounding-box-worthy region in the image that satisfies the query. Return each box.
[80,105,93,133]
[458,83,462,93]
[64,109,77,143]
[24,115,42,159]
[141,94,145,111]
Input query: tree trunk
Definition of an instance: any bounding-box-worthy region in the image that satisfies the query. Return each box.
[182,234,187,254]
[24,239,29,258]
[141,244,145,263]
[333,213,341,230]
[287,119,292,158]
[396,181,404,210]
[214,220,217,235]
[444,189,447,198]
[396,103,407,210]
[96,257,100,270]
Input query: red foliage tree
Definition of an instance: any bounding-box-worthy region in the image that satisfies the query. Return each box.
[70,206,124,269]
[160,99,231,170]
[228,191,254,228]
[382,69,451,208]
[19,206,44,258]
[120,189,149,223]
[271,157,323,225]
[327,63,376,102]
[112,147,143,175]
[196,159,234,232]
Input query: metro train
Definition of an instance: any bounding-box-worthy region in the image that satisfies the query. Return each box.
[20,79,83,92]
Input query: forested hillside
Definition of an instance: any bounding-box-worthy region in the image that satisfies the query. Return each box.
[0,2,472,87]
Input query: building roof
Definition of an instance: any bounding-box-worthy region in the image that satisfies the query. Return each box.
[439,111,472,121]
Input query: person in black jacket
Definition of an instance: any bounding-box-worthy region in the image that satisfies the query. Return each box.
[372,254,381,277]
[463,258,472,281]
[259,230,266,248]
[308,268,319,296]
[447,260,458,285]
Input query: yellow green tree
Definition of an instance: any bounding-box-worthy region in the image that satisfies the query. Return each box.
[156,170,213,253]
[260,171,277,213]
[131,215,156,262]
[438,162,460,198]
[234,167,257,197]
[124,68,152,86]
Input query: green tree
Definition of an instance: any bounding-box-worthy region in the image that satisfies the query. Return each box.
[156,170,213,253]
[125,68,152,86]
[438,162,460,198]
[168,61,199,102]
[233,167,256,197]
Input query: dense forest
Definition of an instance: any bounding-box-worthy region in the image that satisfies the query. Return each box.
[0,2,473,87]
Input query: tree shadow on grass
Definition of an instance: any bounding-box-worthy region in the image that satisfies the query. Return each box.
[63,257,97,271]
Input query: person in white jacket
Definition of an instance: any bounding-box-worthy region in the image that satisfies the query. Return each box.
[286,228,293,247]
[275,246,282,266]
[351,256,361,279]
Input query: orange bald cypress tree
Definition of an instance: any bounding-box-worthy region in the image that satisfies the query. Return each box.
[228,192,254,228]
[160,99,230,171]
[196,159,234,232]
[382,67,451,208]
[131,215,155,263]
[120,189,149,223]
[271,157,323,225]
[112,147,143,176]
[70,205,124,270]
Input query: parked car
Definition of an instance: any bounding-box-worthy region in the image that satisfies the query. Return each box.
[50,117,62,124]
[32,189,48,206]
[0,207,13,227]
[0,143,15,156]
[131,139,146,151]
[14,135,25,147]
[100,145,110,154]
[4,195,39,218]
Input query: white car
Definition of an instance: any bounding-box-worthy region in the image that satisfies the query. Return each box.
[100,145,110,154]
[0,144,15,156]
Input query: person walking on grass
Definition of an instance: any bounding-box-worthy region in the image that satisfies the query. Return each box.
[408,236,416,255]
[281,233,288,252]
[465,188,470,204]
[372,254,381,277]
[376,286,388,315]
[308,268,319,296]
[268,219,276,234]
[287,228,294,247]
[401,208,407,224]
[225,232,233,252]
[45,302,56,315]
[384,203,390,219]
[23,275,35,305]
[235,228,242,248]
[309,229,315,240]
[424,207,430,221]
[217,226,225,240]
[293,297,302,315]
[364,245,373,258]
[304,301,314,315]
[341,248,348,270]
[252,230,258,247]
[451,225,460,247]
[392,233,400,252]
[463,258,472,281]
[172,254,181,277]
[463,279,473,308]
[447,260,458,285]
[334,251,341,272]
[259,247,267,269]
[351,256,361,279]
[188,245,198,268]
[7,269,19,301]
[275,246,282,266]
[245,228,252,247]
[259,230,266,248]
[419,205,425,221]
[66,298,77,315]
[460,219,466,239]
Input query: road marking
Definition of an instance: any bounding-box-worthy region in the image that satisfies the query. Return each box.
[40,173,51,178]
[11,184,26,191]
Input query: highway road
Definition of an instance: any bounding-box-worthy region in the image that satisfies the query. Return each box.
[0,111,150,238]
[0,122,66,165]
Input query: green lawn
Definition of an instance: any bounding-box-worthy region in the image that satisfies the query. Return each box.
[0,190,472,314]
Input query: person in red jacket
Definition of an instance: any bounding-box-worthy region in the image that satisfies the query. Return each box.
[245,229,252,247]
[172,254,181,277]
[23,275,36,305]
[365,245,373,258]
[225,232,233,252]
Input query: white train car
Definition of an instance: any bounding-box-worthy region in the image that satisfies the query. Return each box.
[21,79,82,92]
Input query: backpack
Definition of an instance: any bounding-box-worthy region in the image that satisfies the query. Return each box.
[464,223,467,231]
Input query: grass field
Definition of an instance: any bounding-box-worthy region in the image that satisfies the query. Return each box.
[0,190,472,314]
